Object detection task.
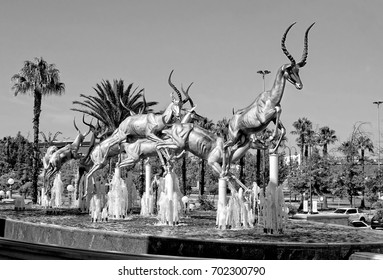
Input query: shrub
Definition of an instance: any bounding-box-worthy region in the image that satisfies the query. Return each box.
[198,195,215,211]
[286,204,298,216]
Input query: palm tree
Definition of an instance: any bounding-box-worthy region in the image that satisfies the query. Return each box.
[291,117,313,161]
[356,135,374,208]
[356,135,374,165]
[317,126,338,157]
[11,57,65,203]
[72,80,157,134]
[40,131,62,148]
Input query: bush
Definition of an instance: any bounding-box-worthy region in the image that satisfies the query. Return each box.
[372,200,383,209]
[198,195,216,211]
[287,204,298,216]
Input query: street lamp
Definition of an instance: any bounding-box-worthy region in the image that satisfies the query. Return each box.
[257,70,271,92]
[257,70,271,190]
[284,146,292,204]
[373,101,383,169]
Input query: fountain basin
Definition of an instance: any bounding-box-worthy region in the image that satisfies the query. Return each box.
[1,212,383,259]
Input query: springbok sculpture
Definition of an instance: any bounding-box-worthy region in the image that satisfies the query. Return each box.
[223,22,315,173]
[44,117,91,193]
[94,70,187,167]
[156,122,266,191]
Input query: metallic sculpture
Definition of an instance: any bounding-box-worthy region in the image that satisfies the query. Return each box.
[42,145,58,182]
[223,22,315,172]
[82,73,196,196]
[94,71,189,167]
[157,121,265,184]
[44,118,91,192]
[83,138,168,196]
[73,118,109,199]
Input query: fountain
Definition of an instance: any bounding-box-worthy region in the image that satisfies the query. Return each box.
[51,173,64,208]
[140,160,154,216]
[157,168,182,225]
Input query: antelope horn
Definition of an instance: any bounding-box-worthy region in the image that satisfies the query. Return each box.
[82,114,96,132]
[120,97,136,116]
[73,117,81,134]
[139,92,147,114]
[168,70,182,102]
[181,82,194,107]
[297,22,315,68]
[79,115,92,137]
[281,22,297,65]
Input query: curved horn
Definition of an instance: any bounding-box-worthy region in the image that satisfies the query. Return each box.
[80,115,92,137]
[181,82,194,107]
[281,22,297,65]
[168,70,182,102]
[120,97,136,116]
[140,92,147,114]
[298,22,315,68]
[82,114,96,131]
[73,117,80,134]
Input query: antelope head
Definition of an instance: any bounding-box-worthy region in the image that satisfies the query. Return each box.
[281,22,315,90]
[168,70,183,121]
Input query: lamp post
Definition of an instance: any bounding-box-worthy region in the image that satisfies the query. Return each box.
[257,70,271,92]
[257,70,271,190]
[373,101,383,169]
[284,146,292,204]
[7,178,14,199]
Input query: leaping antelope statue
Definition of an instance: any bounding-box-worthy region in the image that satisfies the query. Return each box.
[95,70,188,167]
[224,22,315,173]
[44,117,91,193]
[81,71,196,196]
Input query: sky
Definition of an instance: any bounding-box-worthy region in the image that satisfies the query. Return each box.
[1,0,383,154]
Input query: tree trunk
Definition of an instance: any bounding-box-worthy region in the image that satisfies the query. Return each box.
[256,149,261,186]
[304,144,309,160]
[31,91,42,203]
[199,159,205,196]
[323,143,328,157]
[239,156,245,183]
[360,149,365,208]
[323,195,328,209]
[182,154,187,195]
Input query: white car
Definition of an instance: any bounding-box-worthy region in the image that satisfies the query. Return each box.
[333,208,367,222]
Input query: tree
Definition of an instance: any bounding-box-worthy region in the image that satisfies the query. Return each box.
[72,79,158,174]
[11,57,65,203]
[317,126,338,157]
[291,117,312,161]
[72,80,157,133]
[333,123,370,207]
[40,131,62,148]
[355,134,374,208]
